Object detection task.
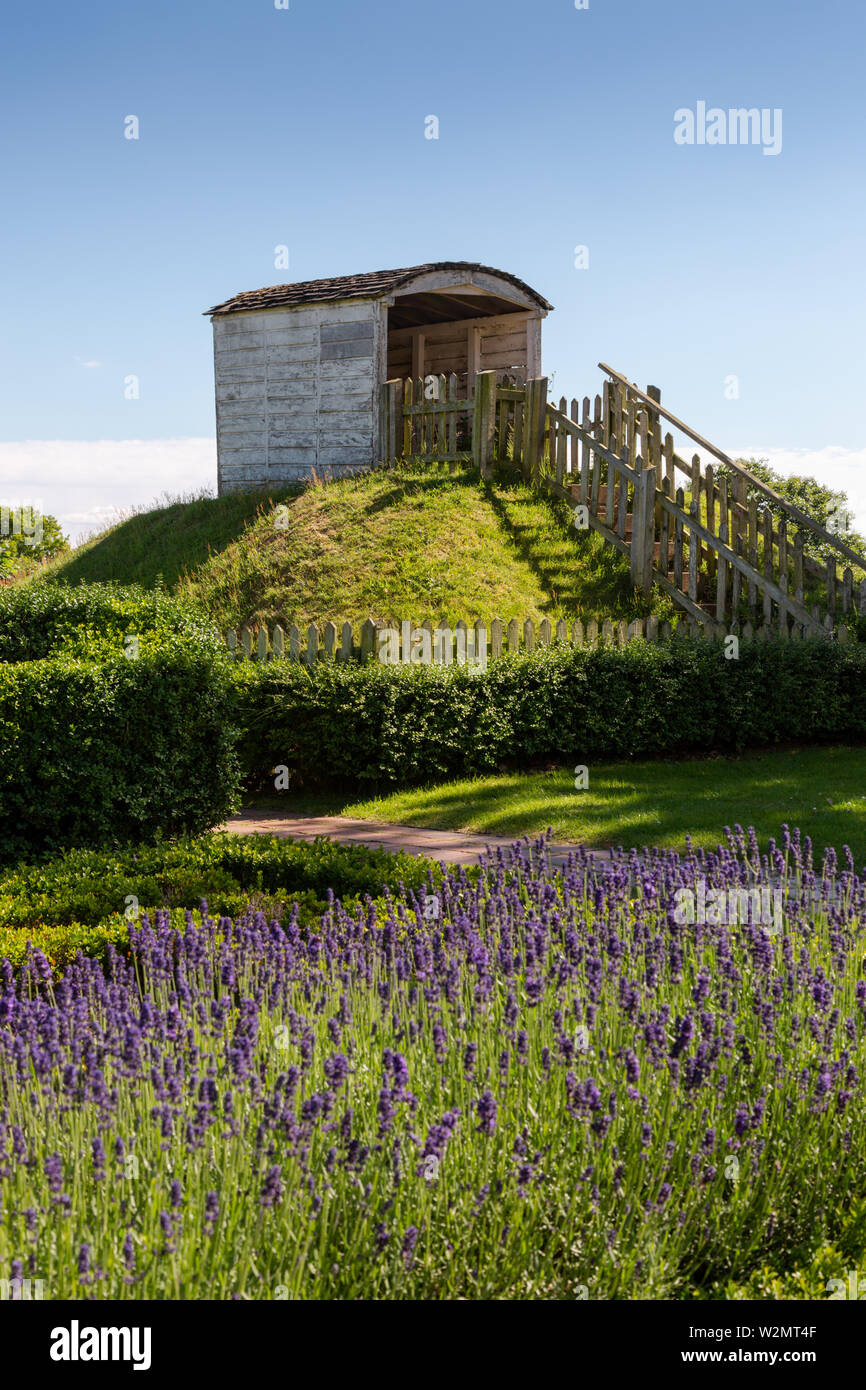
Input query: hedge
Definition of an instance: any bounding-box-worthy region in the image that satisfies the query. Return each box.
[0,645,241,863]
[0,584,240,863]
[0,833,439,929]
[0,581,221,663]
[232,635,866,789]
[0,834,442,971]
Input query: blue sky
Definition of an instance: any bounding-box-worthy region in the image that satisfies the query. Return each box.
[1,0,864,539]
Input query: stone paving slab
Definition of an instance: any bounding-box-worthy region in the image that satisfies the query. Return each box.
[221,811,613,868]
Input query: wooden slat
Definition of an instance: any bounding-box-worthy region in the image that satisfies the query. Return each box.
[705,463,716,584]
[762,506,774,625]
[617,448,629,538]
[674,487,685,591]
[556,397,568,484]
[448,373,459,458]
[716,477,728,626]
[826,556,837,618]
[606,450,616,529]
[403,377,413,456]
[688,500,699,602]
[598,362,866,570]
[360,618,376,662]
[658,478,671,580]
[663,432,675,493]
[731,535,742,624]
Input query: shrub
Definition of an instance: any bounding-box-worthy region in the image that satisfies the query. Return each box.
[0,581,220,663]
[232,635,866,790]
[0,833,440,930]
[0,646,241,863]
[0,919,132,973]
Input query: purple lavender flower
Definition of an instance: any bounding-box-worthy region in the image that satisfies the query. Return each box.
[476,1089,497,1135]
[260,1165,283,1208]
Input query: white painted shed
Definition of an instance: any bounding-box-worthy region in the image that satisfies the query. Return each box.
[206,262,552,493]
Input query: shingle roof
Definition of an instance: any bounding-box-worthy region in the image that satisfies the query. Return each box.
[205,262,552,316]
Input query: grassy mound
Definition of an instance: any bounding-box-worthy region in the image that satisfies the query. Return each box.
[35,464,673,629]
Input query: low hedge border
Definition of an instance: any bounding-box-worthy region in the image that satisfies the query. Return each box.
[0,833,444,970]
[233,635,866,790]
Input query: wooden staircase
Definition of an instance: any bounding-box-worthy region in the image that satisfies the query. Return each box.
[541,365,866,636]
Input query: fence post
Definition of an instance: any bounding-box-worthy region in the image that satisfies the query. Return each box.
[471,370,497,478]
[631,466,656,594]
[383,379,404,462]
[523,377,548,484]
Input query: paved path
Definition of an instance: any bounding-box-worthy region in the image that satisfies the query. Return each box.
[221,811,612,868]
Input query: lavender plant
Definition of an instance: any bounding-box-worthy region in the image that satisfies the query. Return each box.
[1,825,865,1300]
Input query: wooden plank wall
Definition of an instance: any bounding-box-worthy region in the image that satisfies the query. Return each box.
[213,301,380,492]
[387,312,532,388]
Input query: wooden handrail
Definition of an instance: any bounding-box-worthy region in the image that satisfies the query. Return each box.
[598,363,866,572]
[544,396,827,632]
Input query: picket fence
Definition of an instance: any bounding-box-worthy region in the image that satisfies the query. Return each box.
[225,612,851,666]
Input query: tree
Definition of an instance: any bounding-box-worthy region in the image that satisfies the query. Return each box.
[717,458,865,568]
[0,509,69,576]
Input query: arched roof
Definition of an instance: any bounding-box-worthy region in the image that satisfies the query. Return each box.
[206,261,552,316]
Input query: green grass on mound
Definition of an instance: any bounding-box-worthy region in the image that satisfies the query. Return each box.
[36,464,674,630]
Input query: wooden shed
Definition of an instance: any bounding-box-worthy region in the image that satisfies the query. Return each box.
[206,261,552,493]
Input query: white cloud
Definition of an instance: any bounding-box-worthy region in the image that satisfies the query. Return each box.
[74,357,102,369]
[671,445,866,533]
[737,447,866,529]
[0,438,217,544]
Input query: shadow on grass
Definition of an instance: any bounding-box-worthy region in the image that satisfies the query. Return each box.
[340,746,866,865]
[485,478,644,619]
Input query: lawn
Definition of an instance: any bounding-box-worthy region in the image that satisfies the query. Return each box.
[279,745,866,869]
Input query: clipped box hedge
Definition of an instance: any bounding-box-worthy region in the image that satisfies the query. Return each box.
[0,584,241,864]
[233,635,866,789]
[0,834,442,972]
